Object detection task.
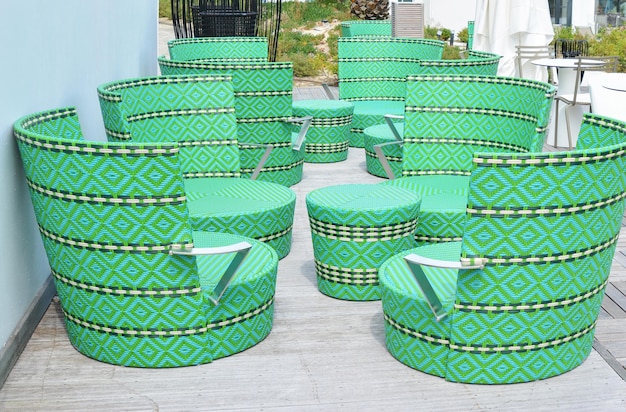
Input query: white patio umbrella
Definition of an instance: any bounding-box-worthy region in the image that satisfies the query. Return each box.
[473,0,554,81]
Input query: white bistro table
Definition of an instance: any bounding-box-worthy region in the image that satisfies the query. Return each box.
[532,58,606,148]
[589,73,626,122]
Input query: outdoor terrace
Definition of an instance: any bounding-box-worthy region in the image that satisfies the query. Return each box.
[0,20,625,411]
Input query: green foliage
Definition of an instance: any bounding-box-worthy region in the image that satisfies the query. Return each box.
[442,44,462,60]
[424,26,439,39]
[589,27,626,72]
[281,1,350,30]
[159,0,171,19]
[278,0,350,77]
[457,27,469,44]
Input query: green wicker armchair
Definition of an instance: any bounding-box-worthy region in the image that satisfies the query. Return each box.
[167,36,269,62]
[380,114,626,383]
[364,52,502,178]
[376,75,556,245]
[337,36,445,147]
[97,75,297,259]
[158,58,311,187]
[14,107,279,367]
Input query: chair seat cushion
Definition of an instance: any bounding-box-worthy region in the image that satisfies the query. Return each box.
[382,175,470,244]
[348,100,405,147]
[185,177,296,259]
[379,241,461,378]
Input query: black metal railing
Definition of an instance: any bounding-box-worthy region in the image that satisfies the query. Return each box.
[171,0,282,61]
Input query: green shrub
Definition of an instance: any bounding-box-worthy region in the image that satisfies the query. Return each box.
[589,27,626,72]
[159,0,171,19]
[457,27,469,44]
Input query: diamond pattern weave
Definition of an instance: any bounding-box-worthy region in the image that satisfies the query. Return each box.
[157,59,304,186]
[381,75,556,245]
[14,107,279,367]
[167,37,268,62]
[97,75,297,258]
[379,114,626,383]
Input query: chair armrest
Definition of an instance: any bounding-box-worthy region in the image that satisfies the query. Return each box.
[285,116,313,152]
[322,83,338,100]
[171,241,252,305]
[373,140,402,179]
[403,253,485,322]
[239,142,274,180]
[384,114,404,142]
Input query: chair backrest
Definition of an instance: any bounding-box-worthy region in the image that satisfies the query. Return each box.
[593,55,620,72]
[341,20,392,37]
[98,74,241,180]
[13,106,212,366]
[401,75,556,177]
[338,37,445,101]
[569,57,613,104]
[515,45,554,78]
[448,113,626,382]
[166,36,269,62]
[414,50,501,76]
[555,38,589,58]
[157,58,300,185]
[467,20,474,50]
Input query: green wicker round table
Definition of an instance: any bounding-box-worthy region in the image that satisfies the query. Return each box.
[292,100,354,163]
[306,184,420,301]
[363,122,404,178]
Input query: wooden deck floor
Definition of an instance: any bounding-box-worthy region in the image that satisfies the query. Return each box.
[2,23,626,410]
[1,88,626,408]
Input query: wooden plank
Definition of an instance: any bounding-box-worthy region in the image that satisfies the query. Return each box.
[601,293,626,319]
[606,282,626,313]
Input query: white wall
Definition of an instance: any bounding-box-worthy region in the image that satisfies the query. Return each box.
[0,0,157,381]
[387,0,478,33]
[420,0,477,33]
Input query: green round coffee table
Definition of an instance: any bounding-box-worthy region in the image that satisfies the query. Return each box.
[306,184,420,301]
[292,100,354,163]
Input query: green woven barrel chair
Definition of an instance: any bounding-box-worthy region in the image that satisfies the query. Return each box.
[337,37,445,147]
[340,20,392,37]
[363,51,501,178]
[97,75,296,259]
[158,58,311,187]
[14,107,279,367]
[167,36,269,62]
[380,113,626,383]
[377,75,556,245]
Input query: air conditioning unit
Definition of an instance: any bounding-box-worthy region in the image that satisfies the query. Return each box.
[391,2,425,38]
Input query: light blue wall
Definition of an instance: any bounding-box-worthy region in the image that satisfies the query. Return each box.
[0,0,157,376]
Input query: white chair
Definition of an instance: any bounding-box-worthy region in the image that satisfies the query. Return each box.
[515,45,557,83]
[553,57,613,149]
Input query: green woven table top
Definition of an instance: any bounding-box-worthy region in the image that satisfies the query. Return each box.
[184,178,295,215]
[292,100,354,117]
[306,184,420,225]
[364,123,404,141]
